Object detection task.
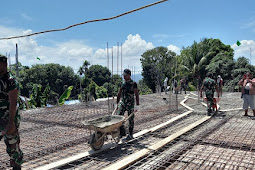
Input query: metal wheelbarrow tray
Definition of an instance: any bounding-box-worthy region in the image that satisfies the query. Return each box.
[82,114,130,151]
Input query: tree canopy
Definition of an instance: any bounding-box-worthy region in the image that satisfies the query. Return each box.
[140,46,176,92]
[87,65,111,86]
[19,63,79,98]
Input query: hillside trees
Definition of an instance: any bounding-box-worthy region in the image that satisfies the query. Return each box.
[140,46,177,92]
[19,64,80,99]
[87,65,111,86]
[180,38,234,81]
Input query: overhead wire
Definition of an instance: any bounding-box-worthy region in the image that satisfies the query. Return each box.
[0,0,168,40]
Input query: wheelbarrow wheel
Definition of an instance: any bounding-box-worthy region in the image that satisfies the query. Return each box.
[89,132,104,151]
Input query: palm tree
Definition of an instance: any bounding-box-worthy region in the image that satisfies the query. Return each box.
[77,60,90,76]
[77,60,90,101]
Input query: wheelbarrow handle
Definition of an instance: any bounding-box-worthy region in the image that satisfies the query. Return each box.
[112,105,118,115]
[124,111,135,122]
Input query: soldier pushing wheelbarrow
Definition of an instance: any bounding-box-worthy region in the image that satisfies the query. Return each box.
[200,73,220,116]
[82,69,139,151]
[116,69,139,140]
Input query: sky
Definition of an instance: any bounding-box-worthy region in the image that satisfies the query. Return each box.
[0,0,255,77]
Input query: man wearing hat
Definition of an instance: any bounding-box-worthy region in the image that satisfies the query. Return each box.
[116,69,139,140]
[0,54,23,169]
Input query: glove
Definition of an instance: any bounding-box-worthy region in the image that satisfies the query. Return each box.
[134,105,140,112]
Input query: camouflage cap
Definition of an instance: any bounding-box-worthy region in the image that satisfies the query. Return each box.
[0,55,7,63]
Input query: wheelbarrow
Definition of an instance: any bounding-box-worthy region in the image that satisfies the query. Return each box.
[203,97,220,111]
[82,107,134,151]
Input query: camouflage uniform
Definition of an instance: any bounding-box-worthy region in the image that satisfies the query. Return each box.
[116,79,137,136]
[0,72,23,167]
[203,77,216,113]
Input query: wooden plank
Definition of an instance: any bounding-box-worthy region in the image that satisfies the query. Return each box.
[34,143,116,170]
[103,116,211,170]
[149,116,210,150]
[188,96,198,100]
[180,100,194,111]
[133,129,150,138]
[150,110,193,132]
[102,149,150,170]
[190,92,199,96]
[220,108,242,112]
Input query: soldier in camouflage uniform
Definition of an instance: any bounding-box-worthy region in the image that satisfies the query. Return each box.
[116,69,139,140]
[200,73,219,115]
[0,55,23,170]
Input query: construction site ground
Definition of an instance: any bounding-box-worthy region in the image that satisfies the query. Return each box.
[1,92,255,169]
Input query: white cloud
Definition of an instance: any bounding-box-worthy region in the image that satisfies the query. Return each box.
[0,26,155,75]
[93,34,154,74]
[231,40,255,64]
[167,44,180,55]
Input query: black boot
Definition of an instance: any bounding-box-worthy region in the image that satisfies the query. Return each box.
[207,109,212,116]
[12,164,21,170]
[119,125,126,138]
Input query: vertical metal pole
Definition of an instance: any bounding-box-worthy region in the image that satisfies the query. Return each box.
[175,55,177,104]
[117,42,119,76]
[15,44,19,78]
[107,42,110,114]
[107,42,109,69]
[134,66,135,82]
[121,42,122,75]
[8,53,11,71]
[132,66,133,80]
[250,47,252,65]
[112,47,114,106]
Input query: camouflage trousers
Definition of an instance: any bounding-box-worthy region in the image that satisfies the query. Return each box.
[116,102,135,136]
[205,90,214,112]
[0,111,23,167]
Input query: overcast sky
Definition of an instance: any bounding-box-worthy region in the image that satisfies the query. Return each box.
[0,0,255,75]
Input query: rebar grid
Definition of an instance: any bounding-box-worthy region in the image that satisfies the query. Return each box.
[124,112,226,170]
[204,116,255,149]
[126,110,255,169]
[51,104,194,169]
[0,93,180,169]
[54,132,158,169]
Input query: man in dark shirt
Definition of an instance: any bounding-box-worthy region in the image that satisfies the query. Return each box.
[116,69,139,140]
[0,55,23,169]
[200,73,219,115]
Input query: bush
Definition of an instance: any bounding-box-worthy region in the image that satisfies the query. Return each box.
[96,86,108,99]
[187,82,196,91]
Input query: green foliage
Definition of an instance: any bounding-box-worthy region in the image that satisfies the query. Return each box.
[29,84,44,107]
[19,63,79,100]
[96,86,108,99]
[138,80,153,95]
[187,82,196,91]
[141,46,177,92]
[180,38,234,80]
[59,86,73,105]
[235,57,249,69]
[77,60,90,76]
[206,53,234,81]
[87,65,111,86]
[89,81,97,100]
